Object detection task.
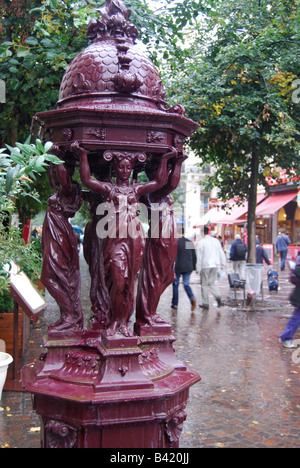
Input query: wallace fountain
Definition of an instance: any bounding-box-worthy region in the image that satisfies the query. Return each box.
[22,0,200,448]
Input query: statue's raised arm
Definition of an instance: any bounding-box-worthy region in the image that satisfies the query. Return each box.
[135,148,177,198]
[71,142,112,198]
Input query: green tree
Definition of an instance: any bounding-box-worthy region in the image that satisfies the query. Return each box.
[0,0,201,146]
[0,0,100,146]
[166,0,300,261]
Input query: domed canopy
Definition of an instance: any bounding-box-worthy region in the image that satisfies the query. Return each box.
[33,0,199,157]
[57,0,166,112]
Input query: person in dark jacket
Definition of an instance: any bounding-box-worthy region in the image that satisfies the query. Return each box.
[256,237,271,265]
[229,234,248,280]
[171,232,197,311]
[279,252,300,348]
[276,232,291,271]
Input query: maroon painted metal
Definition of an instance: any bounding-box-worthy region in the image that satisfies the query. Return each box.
[23,0,200,448]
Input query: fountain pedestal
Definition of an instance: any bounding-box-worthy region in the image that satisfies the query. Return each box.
[22,329,199,448]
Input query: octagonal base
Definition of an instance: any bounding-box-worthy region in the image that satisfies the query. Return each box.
[22,328,200,448]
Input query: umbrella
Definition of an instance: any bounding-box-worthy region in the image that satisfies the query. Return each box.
[71,225,84,234]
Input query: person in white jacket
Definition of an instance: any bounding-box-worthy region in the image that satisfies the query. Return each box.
[197,226,227,310]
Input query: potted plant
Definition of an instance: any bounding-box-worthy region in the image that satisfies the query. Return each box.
[0,351,13,402]
[0,138,62,360]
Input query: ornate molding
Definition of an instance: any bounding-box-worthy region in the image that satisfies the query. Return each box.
[45,420,78,448]
[85,127,106,140]
[87,0,138,44]
[50,350,101,385]
[139,347,173,381]
[165,411,187,447]
[62,127,73,141]
[72,72,91,94]
[147,131,167,144]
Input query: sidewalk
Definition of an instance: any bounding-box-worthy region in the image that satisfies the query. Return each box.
[1,254,299,448]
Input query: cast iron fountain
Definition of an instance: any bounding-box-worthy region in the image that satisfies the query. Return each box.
[23,0,200,448]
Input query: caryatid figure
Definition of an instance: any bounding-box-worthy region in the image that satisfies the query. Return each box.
[41,147,83,332]
[136,151,188,327]
[73,142,177,337]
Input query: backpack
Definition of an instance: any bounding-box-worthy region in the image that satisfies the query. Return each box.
[235,242,247,260]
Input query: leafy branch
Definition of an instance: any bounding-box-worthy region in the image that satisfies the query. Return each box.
[0,137,63,295]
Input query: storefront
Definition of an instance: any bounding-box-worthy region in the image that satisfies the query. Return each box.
[193,196,265,252]
[255,188,298,244]
[193,188,300,256]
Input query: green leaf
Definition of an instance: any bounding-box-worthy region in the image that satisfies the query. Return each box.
[25,37,38,46]
[9,153,25,165]
[16,47,30,58]
[44,141,53,153]
[5,167,15,194]
[35,139,45,154]
[45,155,64,165]
[33,155,47,172]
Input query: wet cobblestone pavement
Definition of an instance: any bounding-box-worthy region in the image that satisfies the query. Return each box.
[1,252,299,448]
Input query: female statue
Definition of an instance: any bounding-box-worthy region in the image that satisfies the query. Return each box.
[83,191,110,330]
[41,153,83,332]
[136,152,187,327]
[73,142,176,337]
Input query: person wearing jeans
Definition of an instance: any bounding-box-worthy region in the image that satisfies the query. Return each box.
[280,252,300,348]
[276,232,291,271]
[171,231,197,311]
[196,226,227,310]
[172,272,196,310]
[280,307,300,348]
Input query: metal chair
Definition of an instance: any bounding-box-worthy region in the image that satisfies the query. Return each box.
[228,273,246,306]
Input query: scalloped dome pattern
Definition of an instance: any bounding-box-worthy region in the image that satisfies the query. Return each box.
[58,40,165,108]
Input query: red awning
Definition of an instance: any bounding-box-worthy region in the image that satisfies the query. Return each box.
[216,194,266,225]
[194,198,241,228]
[255,191,297,216]
[193,205,228,227]
[216,203,248,224]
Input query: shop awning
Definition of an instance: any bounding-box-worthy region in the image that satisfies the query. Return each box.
[194,194,269,228]
[216,193,267,225]
[193,205,228,227]
[216,203,248,225]
[255,191,297,216]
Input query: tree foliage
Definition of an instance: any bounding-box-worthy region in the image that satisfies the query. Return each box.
[0,0,101,146]
[0,0,203,146]
[165,0,300,260]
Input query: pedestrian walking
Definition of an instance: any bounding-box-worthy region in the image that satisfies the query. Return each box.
[196,226,227,310]
[171,231,197,311]
[229,234,247,280]
[276,232,291,271]
[279,252,300,348]
[256,237,271,265]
